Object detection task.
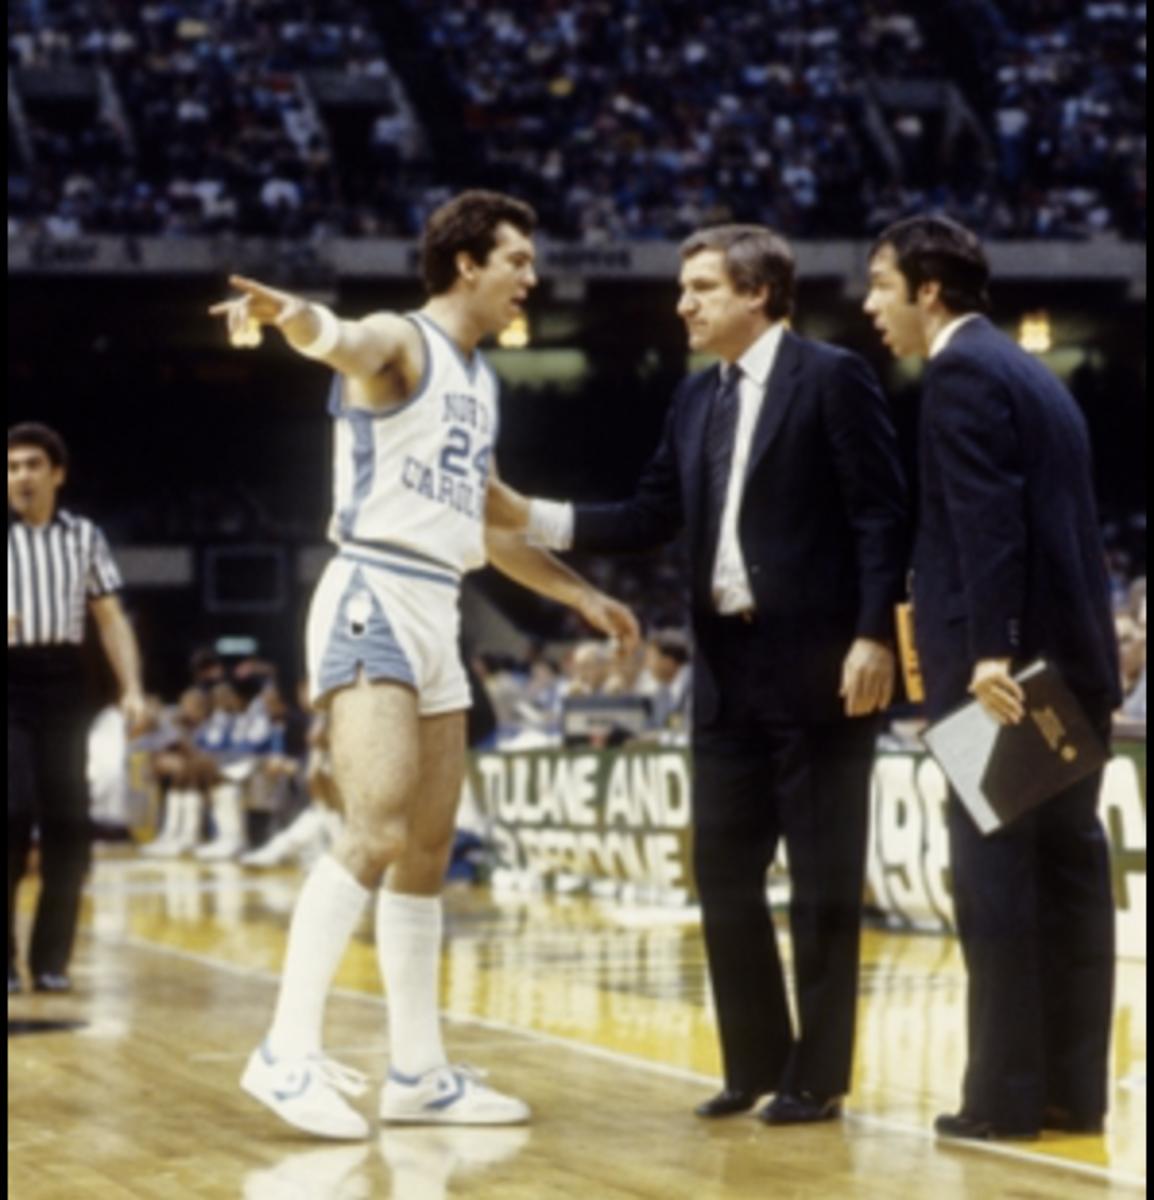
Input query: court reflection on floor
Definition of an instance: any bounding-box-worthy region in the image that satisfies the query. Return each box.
[239,1129,531,1200]
[76,856,1149,1185]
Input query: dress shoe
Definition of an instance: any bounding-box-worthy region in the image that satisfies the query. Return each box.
[1042,1105,1105,1135]
[934,1112,1038,1141]
[694,1088,761,1118]
[32,972,73,994]
[759,1092,842,1125]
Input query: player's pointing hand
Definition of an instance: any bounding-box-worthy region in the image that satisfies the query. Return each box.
[209,275,310,348]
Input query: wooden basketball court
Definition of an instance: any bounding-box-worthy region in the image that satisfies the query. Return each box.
[8,850,1146,1198]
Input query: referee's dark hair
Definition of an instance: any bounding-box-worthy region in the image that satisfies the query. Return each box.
[871,215,991,315]
[8,422,69,470]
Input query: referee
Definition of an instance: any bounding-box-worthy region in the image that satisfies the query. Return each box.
[8,423,146,994]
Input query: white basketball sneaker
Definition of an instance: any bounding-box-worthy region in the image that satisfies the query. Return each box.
[195,837,245,862]
[380,1064,530,1126]
[241,1042,370,1140]
[239,840,289,868]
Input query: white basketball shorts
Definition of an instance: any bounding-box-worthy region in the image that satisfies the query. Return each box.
[305,547,470,715]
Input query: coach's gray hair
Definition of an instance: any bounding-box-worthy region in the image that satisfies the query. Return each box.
[679,224,795,319]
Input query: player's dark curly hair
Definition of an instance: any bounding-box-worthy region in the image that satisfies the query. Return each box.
[421,191,538,296]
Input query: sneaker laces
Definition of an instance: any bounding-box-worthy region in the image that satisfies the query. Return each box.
[311,1055,370,1098]
[447,1063,492,1088]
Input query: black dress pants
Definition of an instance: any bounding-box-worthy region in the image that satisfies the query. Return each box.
[692,713,879,1098]
[8,648,93,977]
[947,713,1116,1130]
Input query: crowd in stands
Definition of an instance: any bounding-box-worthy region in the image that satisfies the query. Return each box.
[412,0,895,240]
[8,0,1146,241]
[133,647,337,864]
[472,626,693,749]
[8,0,422,238]
[978,0,1146,238]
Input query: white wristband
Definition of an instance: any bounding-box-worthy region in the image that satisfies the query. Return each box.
[527,499,575,550]
[295,305,342,359]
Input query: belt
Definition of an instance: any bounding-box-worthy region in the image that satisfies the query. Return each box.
[7,644,84,684]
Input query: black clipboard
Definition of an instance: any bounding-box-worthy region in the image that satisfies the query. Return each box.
[922,660,1109,834]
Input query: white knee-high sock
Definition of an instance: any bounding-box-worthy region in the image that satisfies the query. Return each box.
[266,855,370,1058]
[376,890,446,1076]
[210,782,246,849]
[155,789,184,842]
[142,788,186,853]
[175,790,203,850]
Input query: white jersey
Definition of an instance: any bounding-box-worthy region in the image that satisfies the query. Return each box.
[326,312,499,579]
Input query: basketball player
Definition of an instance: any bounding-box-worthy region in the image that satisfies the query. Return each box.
[210,191,639,1139]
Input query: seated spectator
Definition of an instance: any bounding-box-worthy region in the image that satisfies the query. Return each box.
[643,629,693,734]
[1119,664,1146,722]
[471,652,530,736]
[603,639,649,697]
[512,656,563,735]
[1114,575,1146,726]
[242,689,342,869]
[140,686,219,858]
[1115,575,1147,699]
[197,658,287,861]
[562,639,613,698]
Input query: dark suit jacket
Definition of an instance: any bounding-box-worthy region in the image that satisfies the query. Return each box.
[571,330,910,725]
[912,316,1120,718]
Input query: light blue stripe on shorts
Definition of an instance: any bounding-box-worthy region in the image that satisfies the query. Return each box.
[317,565,417,697]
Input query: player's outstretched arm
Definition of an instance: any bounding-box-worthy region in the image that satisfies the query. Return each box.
[484,472,639,655]
[486,526,640,655]
[208,275,415,383]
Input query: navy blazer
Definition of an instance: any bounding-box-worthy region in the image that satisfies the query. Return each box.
[912,316,1120,718]
[572,330,910,724]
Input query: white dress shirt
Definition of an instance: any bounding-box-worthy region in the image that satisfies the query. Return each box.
[709,323,784,613]
[929,312,981,359]
[526,322,785,618]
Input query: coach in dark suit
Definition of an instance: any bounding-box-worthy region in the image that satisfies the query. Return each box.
[864,216,1120,1140]
[502,225,909,1123]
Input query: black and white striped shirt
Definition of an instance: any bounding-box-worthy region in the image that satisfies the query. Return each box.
[7,510,123,646]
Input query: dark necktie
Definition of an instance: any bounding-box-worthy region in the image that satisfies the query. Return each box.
[702,364,742,556]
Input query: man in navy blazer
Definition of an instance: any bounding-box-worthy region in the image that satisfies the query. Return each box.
[864,215,1120,1141]
[496,225,909,1123]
